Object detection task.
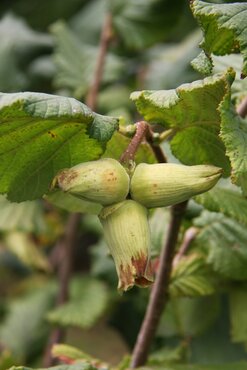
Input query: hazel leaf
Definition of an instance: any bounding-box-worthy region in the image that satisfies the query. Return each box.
[190,0,247,78]
[131,70,234,175]
[220,92,247,195]
[0,92,118,202]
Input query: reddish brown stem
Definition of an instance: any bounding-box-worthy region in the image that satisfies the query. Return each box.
[146,126,167,163]
[120,121,148,164]
[85,14,113,111]
[173,226,199,266]
[150,144,167,163]
[130,201,188,368]
[43,213,81,367]
[237,96,247,119]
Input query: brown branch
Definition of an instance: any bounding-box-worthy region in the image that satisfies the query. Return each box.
[146,126,167,163]
[150,143,167,163]
[85,14,113,111]
[130,201,188,368]
[173,226,199,266]
[43,213,81,367]
[120,121,148,164]
[237,96,247,119]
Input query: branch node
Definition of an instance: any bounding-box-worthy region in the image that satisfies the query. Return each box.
[120,121,148,165]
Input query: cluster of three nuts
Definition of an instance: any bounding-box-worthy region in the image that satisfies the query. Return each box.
[55,158,222,291]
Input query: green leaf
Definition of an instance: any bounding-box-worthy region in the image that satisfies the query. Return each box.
[8,365,96,370]
[158,295,220,338]
[90,239,116,280]
[51,344,107,370]
[190,50,213,76]
[47,277,109,328]
[109,0,184,50]
[220,92,247,195]
[7,368,31,370]
[149,208,170,255]
[229,286,247,344]
[51,21,124,98]
[212,54,247,104]
[0,285,56,360]
[98,85,133,114]
[0,351,16,370]
[144,31,201,90]
[0,195,46,233]
[148,344,187,366]
[194,211,247,280]
[137,362,247,370]
[52,344,93,361]
[0,13,52,92]
[190,0,247,78]
[45,191,102,215]
[4,231,51,272]
[0,13,52,55]
[170,254,216,298]
[0,91,118,202]
[194,186,247,226]
[70,0,106,45]
[131,71,234,175]
[189,302,247,364]
[1,0,87,30]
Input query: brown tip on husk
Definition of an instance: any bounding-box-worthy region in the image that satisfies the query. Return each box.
[118,253,154,292]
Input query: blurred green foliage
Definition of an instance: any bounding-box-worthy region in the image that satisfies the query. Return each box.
[0,1,247,370]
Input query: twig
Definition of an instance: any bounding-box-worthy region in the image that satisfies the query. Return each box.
[237,96,247,119]
[43,213,81,367]
[146,126,167,163]
[150,143,167,164]
[130,201,188,368]
[85,14,113,111]
[173,226,199,266]
[120,121,148,164]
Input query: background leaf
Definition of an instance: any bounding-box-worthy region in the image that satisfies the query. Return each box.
[8,365,96,370]
[220,93,247,195]
[137,363,247,370]
[190,0,247,77]
[158,295,220,338]
[149,208,170,255]
[170,254,216,298]
[194,211,247,280]
[0,196,46,233]
[0,285,56,361]
[47,277,109,329]
[51,343,93,361]
[4,231,51,272]
[0,13,52,92]
[144,31,201,90]
[0,92,118,201]
[229,286,247,345]
[51,21,124,99]
[212,54,247,104]
[109,0,185,50]
[194,186,247,226]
